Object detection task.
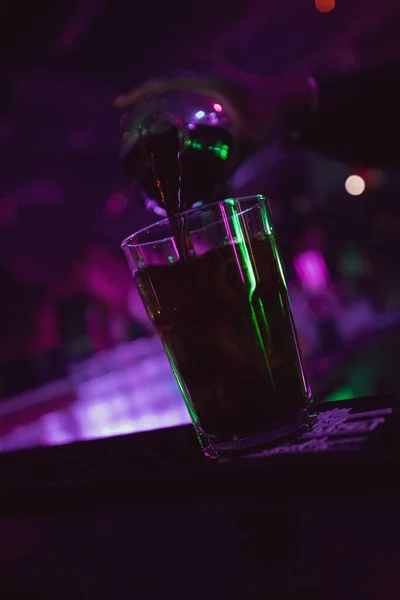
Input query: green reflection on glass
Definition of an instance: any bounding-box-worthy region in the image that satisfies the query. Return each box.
[224,198,275,389]
[258,195,272,236]
[163,343,199,426]
[258,297,271,345]
[278,292,285,311]
[256,195,287,292]
[270,236,288,292]
[185,139,229,160]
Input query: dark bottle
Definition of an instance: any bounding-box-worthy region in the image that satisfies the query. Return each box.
[120,87,241,214]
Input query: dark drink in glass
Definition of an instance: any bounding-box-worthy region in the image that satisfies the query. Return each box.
[122,196,314,457]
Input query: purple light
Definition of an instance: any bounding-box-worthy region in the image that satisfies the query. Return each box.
[144,197,167,217]
[105,192,127,216]
[0,338,190,453]
[294,251,329,292]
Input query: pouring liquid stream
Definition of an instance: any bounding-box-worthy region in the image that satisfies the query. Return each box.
[140,120,194,261]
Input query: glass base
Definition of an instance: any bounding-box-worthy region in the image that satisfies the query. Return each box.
[197,406,316,460]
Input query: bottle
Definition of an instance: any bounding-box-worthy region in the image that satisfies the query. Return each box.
[119,84,242,215]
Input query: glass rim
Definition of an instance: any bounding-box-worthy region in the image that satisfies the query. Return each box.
[121,194,266,249]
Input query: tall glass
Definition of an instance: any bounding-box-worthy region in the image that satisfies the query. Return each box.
[122,196,314,458]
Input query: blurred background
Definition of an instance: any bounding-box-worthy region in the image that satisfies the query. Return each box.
[1,0,400,452]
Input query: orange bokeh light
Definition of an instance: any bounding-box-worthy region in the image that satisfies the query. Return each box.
[315,0,335,13]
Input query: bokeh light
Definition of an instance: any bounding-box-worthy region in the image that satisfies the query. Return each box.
[345,175,366,196]
[294,250,329,292]
[105,191,128,216]
[315,0,335,13]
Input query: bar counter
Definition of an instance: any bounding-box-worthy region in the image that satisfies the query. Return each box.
[0,391,399,598]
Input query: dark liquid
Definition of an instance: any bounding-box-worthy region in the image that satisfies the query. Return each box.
[139,123,192,260]
[123,124,234,210]
[134,235,311,442]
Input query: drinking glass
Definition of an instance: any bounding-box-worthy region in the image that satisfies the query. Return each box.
[122,196,315,458]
